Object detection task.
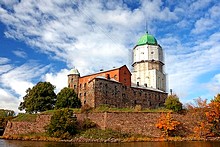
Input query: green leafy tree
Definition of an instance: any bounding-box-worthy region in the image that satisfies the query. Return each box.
[165,94,183,112]
[0,109,15,117]
[19,82,56,113]
[46,108,78,139]
[0,109,15,135]
[55,87,81,109]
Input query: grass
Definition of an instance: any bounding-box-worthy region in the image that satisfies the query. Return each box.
[11,107,170,123]
[92,105,172,113]
[12,113,38,122]
[41,108,81,115]
[77,128,131,140]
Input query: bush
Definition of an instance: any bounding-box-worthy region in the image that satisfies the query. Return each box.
[46,108,78,139]
[81,119,96,130]
[165,94,183,112]
[156,112,181,137]
[134,105,142,112]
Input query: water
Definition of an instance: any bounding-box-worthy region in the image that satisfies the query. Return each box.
[1,139,220,147]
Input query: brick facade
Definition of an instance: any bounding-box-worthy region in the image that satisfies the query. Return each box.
[68,65,167,109]
[91,78,167,108]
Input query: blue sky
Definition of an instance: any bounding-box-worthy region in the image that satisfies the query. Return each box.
[1,0,220,112]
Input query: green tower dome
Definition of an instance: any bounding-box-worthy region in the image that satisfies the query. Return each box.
[137,32,158,46]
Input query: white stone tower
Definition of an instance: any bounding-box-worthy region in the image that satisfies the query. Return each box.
[132,32,166,92]
[68,68,80,94]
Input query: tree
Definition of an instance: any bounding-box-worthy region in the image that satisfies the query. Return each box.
[165,94,183,112]
[211,93,220,103]
[0,109,15,132]
[206,101,220,136]
[0,109,15,117]
[46,108,78,139]
[19,82,56,113]
[55,87,81,109]
[156,112,181,137]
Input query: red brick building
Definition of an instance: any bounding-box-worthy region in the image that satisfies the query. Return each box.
[68,65,167,108]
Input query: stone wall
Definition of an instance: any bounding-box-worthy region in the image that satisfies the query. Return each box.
[93,78,167,109]
[3,115,51,136]
[3,112,198,137]
[78,112,198,137]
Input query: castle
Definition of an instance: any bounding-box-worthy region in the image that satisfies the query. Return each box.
[68,33,167,109]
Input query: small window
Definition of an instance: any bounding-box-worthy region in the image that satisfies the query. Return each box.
[80,84,82,89]
[74,85,76,89]
[151,51,154,54]
[106,74,110,79]
[84,83,87,89]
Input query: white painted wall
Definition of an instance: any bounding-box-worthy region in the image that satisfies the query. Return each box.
[132,44,166,92]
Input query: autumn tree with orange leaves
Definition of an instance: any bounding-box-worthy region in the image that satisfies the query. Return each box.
[187,95,220,137]
[206,101,220,136]
[156,112,180,137]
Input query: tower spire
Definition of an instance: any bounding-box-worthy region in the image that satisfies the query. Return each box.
[145,20,148,34]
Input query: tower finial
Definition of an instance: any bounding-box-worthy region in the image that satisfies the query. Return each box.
[145,19,149,34]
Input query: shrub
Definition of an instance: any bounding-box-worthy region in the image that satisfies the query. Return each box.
[81,119,96,130]
[165,94,182,112]
[134,105,142,112]
[156,112,181,137]
[206,101,220,136]
[46,108,78,139]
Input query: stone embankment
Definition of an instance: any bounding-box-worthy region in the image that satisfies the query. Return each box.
[3,114,51,136]
[3,112,197,137]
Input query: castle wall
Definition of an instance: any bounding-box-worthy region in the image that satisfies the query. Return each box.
[78,79,95,107]
[92,78,167,109]
[3,115,51,136]
[4,112,198,138]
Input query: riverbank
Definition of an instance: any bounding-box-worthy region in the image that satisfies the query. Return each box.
[2,134,220,143]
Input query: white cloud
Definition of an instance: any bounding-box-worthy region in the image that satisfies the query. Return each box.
[0,0,177,76]
[162,31,220,102]
[12,50,27,58]
[206,74,220,94]
[0,88,20,112]
[0,57,12,75]
[1,0,220,107]
[43,69,69,94]
[190,0,212,11]
[0,57,10,64]
[192,4,220,34]
[0,61,51,112]
[0,61,50,96]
